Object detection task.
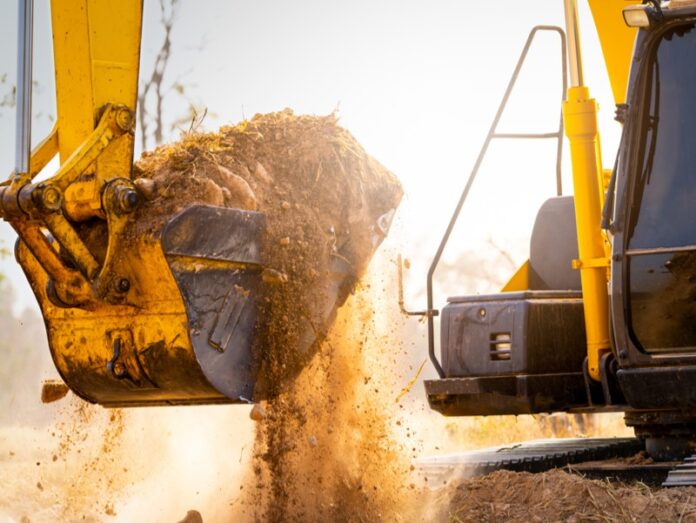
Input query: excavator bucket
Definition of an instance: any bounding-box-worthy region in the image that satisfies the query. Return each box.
[16,202,372,407]
[17,205,262,406]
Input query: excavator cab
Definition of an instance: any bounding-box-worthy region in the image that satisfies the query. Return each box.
[7,1,375,407]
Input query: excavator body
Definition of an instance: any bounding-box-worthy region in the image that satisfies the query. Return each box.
[423,0,696,457]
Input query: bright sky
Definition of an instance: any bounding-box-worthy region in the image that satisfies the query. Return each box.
[0,0,623,312]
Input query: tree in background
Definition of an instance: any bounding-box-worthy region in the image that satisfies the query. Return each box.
[0,74,15,110]
[138,0,208,151]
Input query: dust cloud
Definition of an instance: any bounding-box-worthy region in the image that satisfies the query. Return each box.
[0,247,426,523]
[0,113,634,521]
[0,398,257,522]
[248,251,421,522]
[0,244,634,522]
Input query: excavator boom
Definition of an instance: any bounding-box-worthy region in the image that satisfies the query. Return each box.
[587,0,638,105]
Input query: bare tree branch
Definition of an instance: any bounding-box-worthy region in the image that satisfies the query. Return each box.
[485,236,516,271]
[0,74,16,110]
[138,0,180,151]
[137,0,213,151]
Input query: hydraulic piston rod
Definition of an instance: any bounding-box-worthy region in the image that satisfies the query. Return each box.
[563,0,611,381]
[15,0,33,177]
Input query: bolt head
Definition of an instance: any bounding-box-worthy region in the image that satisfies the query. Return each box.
[40,186,62,211]
[118,188,139,213]
[116,108,134,131]
[116,278,130,293]
[124,189,139,208]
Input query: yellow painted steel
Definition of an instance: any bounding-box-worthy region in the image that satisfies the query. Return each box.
[563,85,611,381]
[50,0,142,221]
[587,0,640,104]
[561,0,639,380]
[501,260,530,292]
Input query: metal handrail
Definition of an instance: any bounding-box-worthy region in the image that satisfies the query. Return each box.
[425,25,568,378]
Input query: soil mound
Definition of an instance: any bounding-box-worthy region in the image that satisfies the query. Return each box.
[449,469,696,522]
[134,110,402,272]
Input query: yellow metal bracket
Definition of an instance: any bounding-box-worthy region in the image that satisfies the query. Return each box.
[501,260,530,292]
[11,221,94,306]
[6,125,60,187]
[48,104,133,211]
[0,106,135,295]
[571,257,610,270]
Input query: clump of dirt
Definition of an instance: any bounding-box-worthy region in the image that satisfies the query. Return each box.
[40,380,69,404]
[448,469,696,522]
[177,509,203,523]
[134,109,402,385]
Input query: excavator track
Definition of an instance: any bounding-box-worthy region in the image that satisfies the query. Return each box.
[415,438,650,485]
[663,456,696,487]
[417,437,696,487]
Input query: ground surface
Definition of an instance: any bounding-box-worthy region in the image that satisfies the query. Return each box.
[448,469,696,523]
[4,420,696,523]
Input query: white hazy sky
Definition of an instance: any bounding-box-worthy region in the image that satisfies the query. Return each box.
[0,0,623,311]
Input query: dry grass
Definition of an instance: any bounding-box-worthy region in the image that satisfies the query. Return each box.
[448,469,696,523]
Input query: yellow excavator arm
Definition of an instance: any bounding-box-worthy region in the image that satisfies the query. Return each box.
[7,0,265,407]
[50,0,142,220]
[587,0,639,105]
[9,0,142,306]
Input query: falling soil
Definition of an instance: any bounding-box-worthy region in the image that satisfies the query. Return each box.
[246,286,419,522]
[52,402,126,519]
[448,469,696,522]
[133,110,405,521]
[40,380,69,404]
